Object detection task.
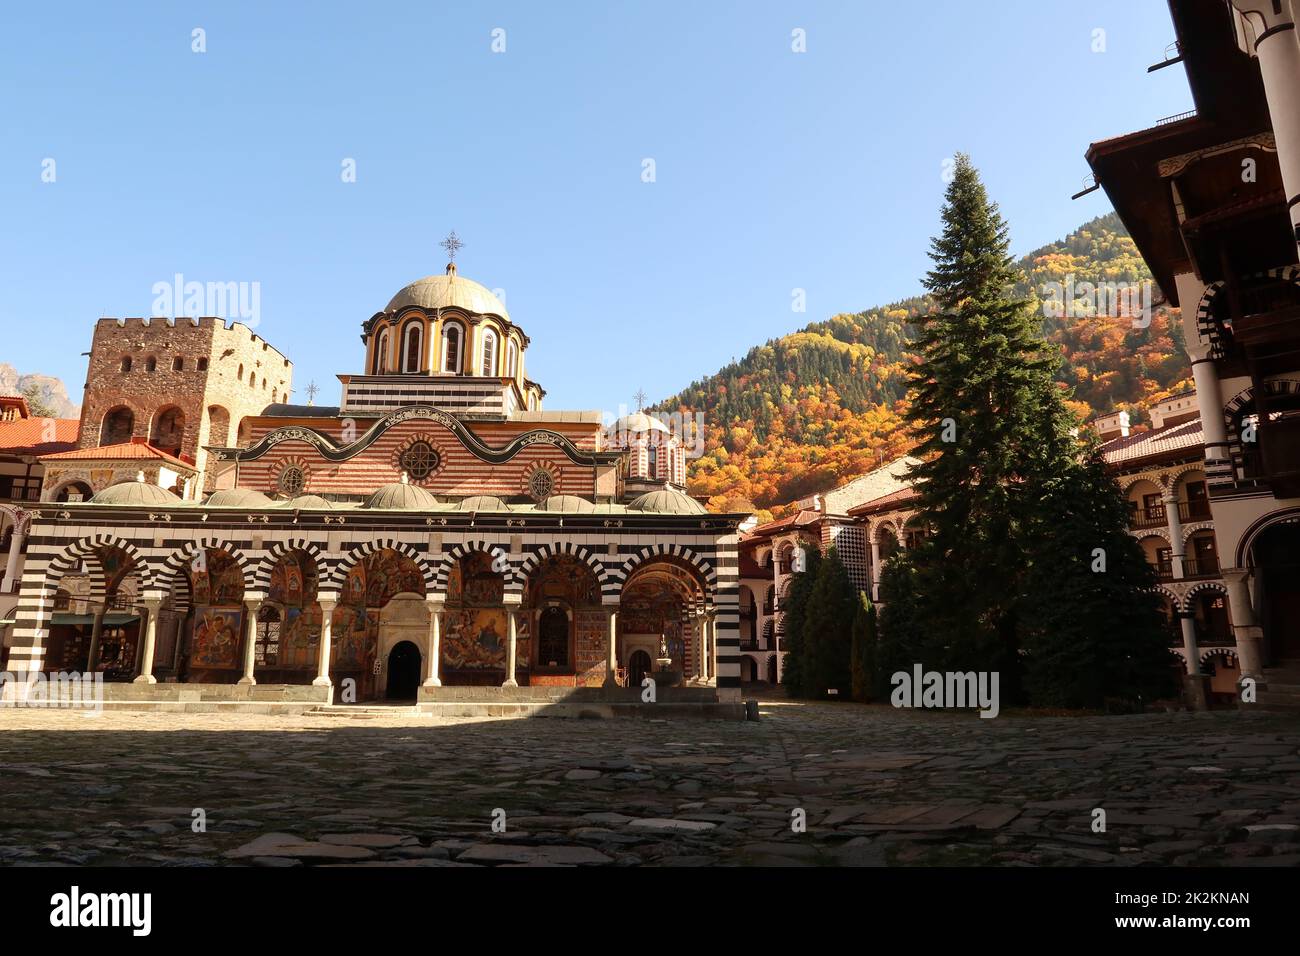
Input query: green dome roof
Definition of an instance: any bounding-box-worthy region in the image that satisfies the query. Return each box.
[205,488,272,508]
[363,481,440,511]
[627,490,707,515]
[535,495,596,513]
[91,480,181,506]
[457,495,509,512]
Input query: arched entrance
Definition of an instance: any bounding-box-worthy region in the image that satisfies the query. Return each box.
[537,606,570,668]
[1252,521,1300,662]
[386,640,421,701]
[628,650,652,687]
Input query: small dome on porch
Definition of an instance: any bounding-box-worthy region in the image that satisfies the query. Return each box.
[276,494,333,510]
[91,479,181,506]
[205,488,273,508]
[627,489,707,514]
[363,481,440,511]
[535,494,596,513]
[457,494,509,512]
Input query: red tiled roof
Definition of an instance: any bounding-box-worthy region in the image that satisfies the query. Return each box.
[0,418,80,455]
[847,485,918,516]
[39,440,196,471]
[749,510,821,537]
[1100,419,1204,465]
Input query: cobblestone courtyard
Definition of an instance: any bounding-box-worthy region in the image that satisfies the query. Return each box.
[1,701,1298,867]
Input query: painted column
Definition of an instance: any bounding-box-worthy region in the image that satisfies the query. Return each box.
[423,600,443,687]
[604,607,618,687]
[132,597,163,684]
[1163,489,1185,578]
[502,609,518,687]
[2,528,25,593]
[86,602,107,673]
[313,596,336,687]
[1221,568,1265,682]
[1233,0,1300,255]
[869,536,882,603]
[238,598,261,685]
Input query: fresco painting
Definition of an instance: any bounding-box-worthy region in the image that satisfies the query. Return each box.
[191,607,243,668]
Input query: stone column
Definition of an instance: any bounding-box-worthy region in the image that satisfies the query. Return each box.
[869,536,882,602]
[604,607,618,687]
[502,609,518,687]
[423,600,443,687]
[1,528,25,593]
[238,599,261,685]
[86,602,107,673]
[1178,612,1208,711]
[132,597,163,684]
[702,613,712,683]
[1163,489,1185,578]
[313,597,336,687]
[1222,568,1265,682]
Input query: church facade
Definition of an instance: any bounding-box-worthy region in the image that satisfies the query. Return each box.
[3,261,743,707]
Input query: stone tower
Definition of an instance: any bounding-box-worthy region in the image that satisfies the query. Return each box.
[78,317,292,498]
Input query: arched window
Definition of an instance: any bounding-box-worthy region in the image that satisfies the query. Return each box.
[119,356,132,373]
[238,363,244,379]
[172,356,184,372]
[647,443,659,477]
[402,321,423,373]
[151,406,186,455]
[506,340,518,378]
[144,356,157,372]
[441,322,463,374]
[100,406,134,445]
[481,329,498,376]
[374,329,390,374]
[249,372,256,388]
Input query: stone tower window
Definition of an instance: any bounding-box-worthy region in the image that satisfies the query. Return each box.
[278,465,305,496]
[100,406,134,445]
[119,356,132,373]
[197,357,208,371]
[144,356,157,372]
[172,356,184,372]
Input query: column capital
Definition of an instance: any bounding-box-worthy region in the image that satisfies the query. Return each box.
[141,596,163,612]
[1220,567,1252,586]
[423,596,444,610]
[244,597,263,612]
[317,593,340,610]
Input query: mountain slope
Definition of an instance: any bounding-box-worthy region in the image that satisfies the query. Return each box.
[656,213,1190,512]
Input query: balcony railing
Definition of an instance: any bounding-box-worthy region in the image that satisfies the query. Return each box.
[0,488,40,503]
[1129,499,1213,529]
[1183,556,1220,578]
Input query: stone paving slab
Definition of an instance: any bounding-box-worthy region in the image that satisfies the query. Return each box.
[0,702,1298,866]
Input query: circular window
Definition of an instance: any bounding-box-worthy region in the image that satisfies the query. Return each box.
[278,465,305,496]
[526,467,554,502]
[400,441,440,480]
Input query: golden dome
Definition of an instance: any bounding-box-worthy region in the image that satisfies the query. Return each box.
[385,266,509,319]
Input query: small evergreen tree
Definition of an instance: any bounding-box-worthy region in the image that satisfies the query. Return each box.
[850,593,877,702]
[1020,444,1180,709]
[777,545,821,697]
[802,548,857,698]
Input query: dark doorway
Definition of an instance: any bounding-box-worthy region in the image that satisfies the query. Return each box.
[537,606,570,669]
[1254,522,1300,662]
[628,650,651,687]
[767,655,778,683]
[385,641,421,701]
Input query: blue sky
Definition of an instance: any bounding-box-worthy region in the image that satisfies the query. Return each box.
[1,1,1194,414]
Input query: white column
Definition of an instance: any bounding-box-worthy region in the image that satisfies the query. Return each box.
[2,528,25,593]
[132,597,162,684]
[705,613,714,683]
[238,599,260,685]
[1222,568,1265,681]
[502,609,518,687]
[313,597,336,687]
[423,600,443,687]
[1179,614,1202,675]
[1163,489,1185,578]
[604,607,618,687]
[1235,0,1300,256]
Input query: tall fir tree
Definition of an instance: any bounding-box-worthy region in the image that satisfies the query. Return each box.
[850,593,877,703]
[888,153,1077,688]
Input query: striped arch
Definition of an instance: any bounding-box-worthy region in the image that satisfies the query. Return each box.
[332,538,437,594]
[1200,648,1238,668]
[618,544,716,599]
[1118,472,1167,493]
[1183,580,1228,611]
[870,518,903,543]
[1136,529,1171,545]
[1180,523,1215,546]
[516,542,614,601]
[253,538,328,593]
[1150,585,1182,614]
[158,537,256,599]
[1166,463,1207,488]
[1235,506,1300,567]
[1195,265,1300,356]
[41,534,157,598]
